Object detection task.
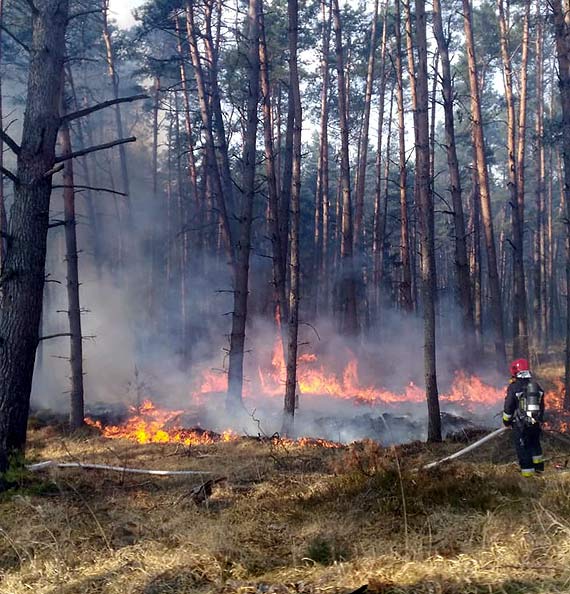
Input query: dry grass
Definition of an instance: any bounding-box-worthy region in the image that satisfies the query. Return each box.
[2,424,570,594]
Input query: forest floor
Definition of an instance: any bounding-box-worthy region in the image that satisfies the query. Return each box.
[2,367,570,593]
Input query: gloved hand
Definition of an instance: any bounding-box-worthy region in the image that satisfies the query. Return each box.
[503,419,512,427]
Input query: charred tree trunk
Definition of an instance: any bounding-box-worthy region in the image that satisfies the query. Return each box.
[283,0,302,434]
[59,104,85,431]
[0,0,69,475]
[432,0,474,353]
[332,0,358,335]
[462,0,506,369]
[227,0,260,410]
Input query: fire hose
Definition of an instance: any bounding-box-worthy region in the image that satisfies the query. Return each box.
[422,426,508,470]
[27,460,213,476]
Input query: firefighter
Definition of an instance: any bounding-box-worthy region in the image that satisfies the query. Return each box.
[502,358,545,477]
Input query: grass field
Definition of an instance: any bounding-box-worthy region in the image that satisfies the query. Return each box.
[2,420,570,594]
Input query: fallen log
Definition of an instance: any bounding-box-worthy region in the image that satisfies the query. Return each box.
[27,461,213,476]
[423,426,508,470]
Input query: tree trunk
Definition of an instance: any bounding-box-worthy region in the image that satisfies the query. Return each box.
[498,0,528,360]
[0,0,70,475]
[394,0,413,312]
[353,0,379,252]
[0,0,7,267]
[65,66,103,276]
[551,0,570,408]
[226,0,260,410]
[315,0,332,317]
[414,0,441,442]
[283,0,302,434]
[469,168,483,349]
[432,0,475,352]
[462,0,506,369]
[175,15,199,214]
[59,104,85,431]
[102,0,133,235]
[185,0,234,260]
[372,6,389,318]
[259,0,288,340]
[332,0,358,335]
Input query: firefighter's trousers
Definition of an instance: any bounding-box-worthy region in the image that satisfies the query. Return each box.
[512,423,544,476]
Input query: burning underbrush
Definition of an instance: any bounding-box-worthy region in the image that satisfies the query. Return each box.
[77,348,570,448]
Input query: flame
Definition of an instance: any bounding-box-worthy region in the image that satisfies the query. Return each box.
[86,400,236,446]
[87,331,570,448]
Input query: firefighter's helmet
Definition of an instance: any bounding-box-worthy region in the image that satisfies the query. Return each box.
[510,358,530,377]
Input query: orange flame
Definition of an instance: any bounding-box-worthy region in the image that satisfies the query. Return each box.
[86,400,236,446]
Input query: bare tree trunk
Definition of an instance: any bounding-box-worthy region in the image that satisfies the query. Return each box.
[283,0,302,434]
[315,0,332,316]
[373,79,393,318]
[59,102,85,431]
[185,0,233,260]
[202,0,236,218]
[415,0,441,441]
[462,0,506,368]
[0,0,69,476]
[432,0,474,351]
[65,66,103,276]
[102,0,132,234]
[332,0,358,335]
[394,0,413,312]
[498,0,528,360]
[353,0,379,252]
[227,0,260,410]
[551,0,570,408]
[259,0,288,339]
[175,15,199,211]
[469,168,483,349]
[534,8,546,347]
[0,0,7,267]
[372,6,389,318]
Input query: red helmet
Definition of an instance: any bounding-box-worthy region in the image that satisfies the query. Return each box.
[510,358,530,377]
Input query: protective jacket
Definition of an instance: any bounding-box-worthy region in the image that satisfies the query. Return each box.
[503,375,545,476]
[503,376,545,427]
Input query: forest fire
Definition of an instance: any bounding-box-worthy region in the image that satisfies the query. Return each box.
[85,338,570,447]
[86,400,237,446]
[197,336,507,410]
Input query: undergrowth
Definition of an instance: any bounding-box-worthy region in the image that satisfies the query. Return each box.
[1,428,570,594]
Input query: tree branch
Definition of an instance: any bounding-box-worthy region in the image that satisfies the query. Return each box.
[0,166,18,185]
[39,333,72,342]
[62,95,148,123]
[0,25,30,52]
[68,9,103,21]
[53,184,127,196]
[55,137,137,163]
[0,129,21,155]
